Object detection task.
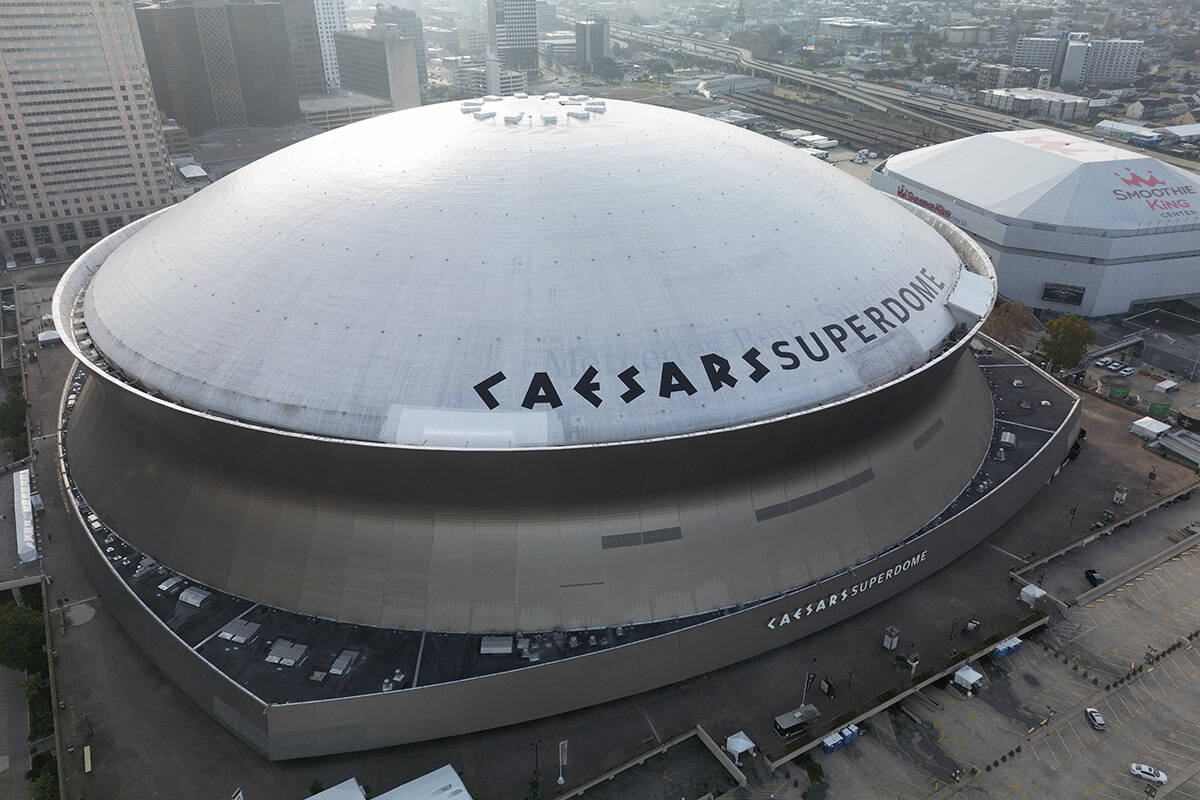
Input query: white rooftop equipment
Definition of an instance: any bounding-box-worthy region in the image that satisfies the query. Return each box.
[265,639,309,667]
[178,586,213,608]
[216,618,261,644]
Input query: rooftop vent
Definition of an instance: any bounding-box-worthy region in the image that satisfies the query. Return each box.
[216,618,261,645]
[179,586,213,608]
[541,114,558,125]
[473,110,496,120]
[265,639,308,667]
[504,112,525,125]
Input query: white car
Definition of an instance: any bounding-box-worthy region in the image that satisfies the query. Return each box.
[1130,764,1168,784]
[1120,367,1135,377]
[1108,362,1124,372]
[1095,357,1112,367]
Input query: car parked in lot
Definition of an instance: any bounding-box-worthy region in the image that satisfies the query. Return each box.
[1130,764,1168,784]
[1095,357,1112,367]
[1085,707,1106,730]
[1085,569,1105,587]
[1120,367,1135,377]
[1108,361,1124,371]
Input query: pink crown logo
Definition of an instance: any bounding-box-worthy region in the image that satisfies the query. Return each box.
[1115,168,1166,188]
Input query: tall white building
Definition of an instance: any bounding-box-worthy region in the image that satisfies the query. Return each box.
[1012,36,1060,69]
[0,0,176,265]
[1014,33,1141,87]
[1081,39,1142,85]
[314,0,348,89]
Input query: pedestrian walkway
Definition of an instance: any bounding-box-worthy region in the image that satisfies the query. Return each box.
[0,665,31,800]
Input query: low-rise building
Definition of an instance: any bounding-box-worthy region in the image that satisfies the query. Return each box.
[976,87,1090,121]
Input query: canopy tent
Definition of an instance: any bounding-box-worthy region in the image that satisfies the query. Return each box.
[725,730,756,765]
[13,469,36,563]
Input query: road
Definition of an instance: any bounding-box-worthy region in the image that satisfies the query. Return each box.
[598,18,1200,174]
[814,534,1200,799]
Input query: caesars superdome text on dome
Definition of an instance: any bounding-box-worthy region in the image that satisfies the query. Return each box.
[473,267,949,411]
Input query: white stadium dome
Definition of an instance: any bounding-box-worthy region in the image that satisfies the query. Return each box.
[81,95,971,448]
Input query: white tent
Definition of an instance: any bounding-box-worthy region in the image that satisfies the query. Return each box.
[13,469,36,563]
[1020,584,1047,606]
[724,730,756,765]
[37,330,61,345]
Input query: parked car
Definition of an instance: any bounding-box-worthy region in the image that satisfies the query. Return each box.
[1085,569,1105,587]
[1085,708,1106,730]
[1095,357,1112,367]
[1120,367,1135,377]
[1108,361,1124,371]
[1130,764,1168,784]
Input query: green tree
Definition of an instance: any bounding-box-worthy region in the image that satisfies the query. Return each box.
[0,602,44,674]
[983,300,1036,347]
[31,767,59,800]
[0,386,26,440]
[596,58,624,84]
[644,58,674,76]
[1042,313,1095,371]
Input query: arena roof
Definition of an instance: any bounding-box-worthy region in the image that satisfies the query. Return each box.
[882,129,1200,233]
[81,96,970,448]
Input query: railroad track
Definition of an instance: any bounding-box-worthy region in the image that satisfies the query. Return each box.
[726,91,943,153]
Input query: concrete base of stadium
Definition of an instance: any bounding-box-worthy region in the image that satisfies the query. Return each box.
[55,345,1080,760]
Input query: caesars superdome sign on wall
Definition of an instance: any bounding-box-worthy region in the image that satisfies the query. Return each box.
[1112,167,1198,219]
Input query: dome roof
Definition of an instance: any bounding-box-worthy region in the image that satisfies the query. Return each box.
[82,96,970,448]
[881,128,1200,233]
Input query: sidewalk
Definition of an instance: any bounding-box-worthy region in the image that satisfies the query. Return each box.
[0,666,30,800]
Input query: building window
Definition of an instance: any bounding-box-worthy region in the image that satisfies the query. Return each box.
[5,229,27,249]
[105,216,123,233]
[81,219,102,238]
[31,225,51,245]
[56,222,78,242]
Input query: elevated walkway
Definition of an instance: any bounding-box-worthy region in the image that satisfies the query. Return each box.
[1062,335,1144,378]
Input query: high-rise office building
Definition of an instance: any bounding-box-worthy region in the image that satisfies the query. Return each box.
[575,18,610,72]
[0,0,175,265]
[374,5,427,84]
[334,29,421,111]
[1014,33,1141,87]
[314,0,348,89]
[136,1,301,134]
[535,1,559,33]
[280,0,329,95]
[488,0,538,73]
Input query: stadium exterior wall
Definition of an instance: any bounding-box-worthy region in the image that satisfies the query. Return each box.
[59,353,1079,759]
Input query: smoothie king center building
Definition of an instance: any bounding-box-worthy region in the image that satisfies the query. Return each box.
[53,95,1081,759]
[871,128,1200,318]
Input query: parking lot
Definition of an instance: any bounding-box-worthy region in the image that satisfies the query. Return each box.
[813,538,1200,800]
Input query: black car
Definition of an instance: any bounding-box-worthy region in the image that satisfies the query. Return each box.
[1085,569,1105,587]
